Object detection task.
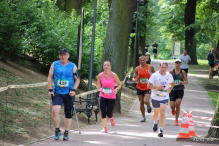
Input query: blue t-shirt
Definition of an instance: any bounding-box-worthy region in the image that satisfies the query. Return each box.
[53,60,75,94]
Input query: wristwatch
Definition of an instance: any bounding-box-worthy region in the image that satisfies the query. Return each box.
[71,89,77,92]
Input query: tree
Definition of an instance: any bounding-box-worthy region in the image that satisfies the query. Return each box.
[100,0,136,113]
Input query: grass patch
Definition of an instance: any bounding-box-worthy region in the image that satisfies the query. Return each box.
[206,91,218,108]
[189,71,197,75]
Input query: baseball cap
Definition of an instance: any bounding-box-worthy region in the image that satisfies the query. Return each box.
[59,48,69,54]
[145,52,151,56]
[175,58,181,63]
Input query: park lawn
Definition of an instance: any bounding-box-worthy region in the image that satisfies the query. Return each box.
[206,91,218,108]
[190,59,209,70]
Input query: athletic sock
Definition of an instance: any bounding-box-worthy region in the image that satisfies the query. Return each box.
[64,130,68,133]
[159,127,163,131]
[55,128,60,131]
[154,121,158,124]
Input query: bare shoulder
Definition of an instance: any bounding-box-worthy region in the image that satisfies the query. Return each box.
[112,72,118,77]
[169,69,173,74]
[98,73,102,79]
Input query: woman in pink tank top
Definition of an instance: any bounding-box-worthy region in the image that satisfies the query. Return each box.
[96,61,122,133]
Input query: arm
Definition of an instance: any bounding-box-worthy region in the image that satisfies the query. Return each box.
[167,82,174,93]
[96,73,102,89]
[69,65,80,97]
[169,69,173,75]
[213,54,216,61]
[149,65,155,74]
[113,73,122,94]
[147,82,164,90]
[180,70,188,85]
[48,63,54,99]
[150,60,153,65]
[132,67,138,82]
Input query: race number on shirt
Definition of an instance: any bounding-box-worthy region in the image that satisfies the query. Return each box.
[182,60,187,64]
[174,79,181,86]
[157,89,168,97]
[57,79,69,87]
[102,87,112,95]
[153,47,157,49]
[140,78,148,84]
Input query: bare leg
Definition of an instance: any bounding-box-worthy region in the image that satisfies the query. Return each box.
[175,98,182,121]
[101,118,107,129]
[159,104,168,128]
[138,95,145,117]
[153,108,160,122]
[64,118,72,131]
[144,94,150,106]
[52,105,61,128]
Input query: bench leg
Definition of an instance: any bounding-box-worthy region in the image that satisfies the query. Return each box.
[87,112,92,124]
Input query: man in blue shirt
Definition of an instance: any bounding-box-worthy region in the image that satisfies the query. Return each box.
[206,48,216,79]
[48,48,80,140]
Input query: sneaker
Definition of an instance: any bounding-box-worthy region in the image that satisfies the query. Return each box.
[172,109,176,115]
[175,120,179,126]
[110,117,116,127]
[54,130,61,140]
[147,105,152,113]
[63,132,69,140]
[101,127,108,133]
[141,117,146,122]
[153,123,158,132]
[158,129,163,137]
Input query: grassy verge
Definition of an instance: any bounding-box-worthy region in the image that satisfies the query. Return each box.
[206,91,218,108]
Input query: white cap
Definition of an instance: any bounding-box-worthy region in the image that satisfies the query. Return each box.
[175,59,181,63]
[145,52,151,56]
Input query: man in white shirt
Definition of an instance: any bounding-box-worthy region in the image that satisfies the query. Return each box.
[147,62,174,137]
[179,50,191,75]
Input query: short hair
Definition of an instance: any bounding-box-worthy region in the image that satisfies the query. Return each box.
[103,60,111,66]
[139,55,146,59]
[160,62,168,67]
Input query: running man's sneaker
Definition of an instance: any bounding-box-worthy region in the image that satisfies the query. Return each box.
[141,117,146,122]
[110,117,116,127]
[175,120,179,126]
[63,131,69,140]
[153,123,158,132]
[158,129,163,137]
[147,105,152,113]
[54,130,61,140]
[101,127,108,133]
[172,109,176,115]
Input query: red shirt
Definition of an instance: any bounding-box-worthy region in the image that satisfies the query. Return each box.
[136,64,151,90]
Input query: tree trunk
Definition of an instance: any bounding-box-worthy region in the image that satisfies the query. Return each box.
[206,94,219,138]
[216,40,219,60]
[184,0,198,64]
[65,0,84,16]
[128,37,134,68]
[100,0,136,113]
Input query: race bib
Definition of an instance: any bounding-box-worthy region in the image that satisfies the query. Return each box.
[174,79,181,86]
[57,79,69,87]
[157,89,168,97]
[153,47,157,49]
[145,47,148,49]
[102,87,112,95]
[140,78,148,84]
[182,60,187,64]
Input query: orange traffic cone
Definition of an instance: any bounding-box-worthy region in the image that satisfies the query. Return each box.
[188,112,197,136]
[177,113,191,139]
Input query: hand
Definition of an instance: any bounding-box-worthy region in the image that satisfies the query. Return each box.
[180,81,184,85]
[167,87,172,93]
[49,91,54,99]
[158,85,165,90]
[132,78,137,82]
[96,84,101,89]
[69,91,76,97]
[113,89,118,94]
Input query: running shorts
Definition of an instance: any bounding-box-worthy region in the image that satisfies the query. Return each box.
[169,90,184,101]
[153,49,157,54]
[151,99,168,108]
[136,88,151,95]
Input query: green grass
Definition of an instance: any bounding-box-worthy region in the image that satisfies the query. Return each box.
[206,91,218,108]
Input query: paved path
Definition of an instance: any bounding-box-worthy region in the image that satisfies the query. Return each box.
[28,60,216,146]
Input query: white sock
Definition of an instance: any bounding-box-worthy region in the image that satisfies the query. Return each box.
[154,121,158,124]
[159,127,163,131]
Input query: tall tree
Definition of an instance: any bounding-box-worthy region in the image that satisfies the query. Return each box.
[185,0,197,64]
[100,0,136,113]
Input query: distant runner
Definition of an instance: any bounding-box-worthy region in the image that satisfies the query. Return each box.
[132,55,155,122]
[206,48,216,79]
[145,52,152,65]
[147,62,174,137]
[145,43,150,54]
[152,41,158,58]
[169,59,188,126]
[179,50,191,75]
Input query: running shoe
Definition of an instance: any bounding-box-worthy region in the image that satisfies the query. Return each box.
[101,128,108,133]
[175,120,179,126]
[54,130,61,140]
[147,105,152,113]
[153,123,158,132]
[110,117,116,127]
[158,129,163,137]
[63,131,69,140]
[172,109,176,115]
[141,117,146,122]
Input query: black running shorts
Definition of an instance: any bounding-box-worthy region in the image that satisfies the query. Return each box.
[153,49,157,54]
[169,90,184,101]
[136,88,151,95]
[209,63,214,68]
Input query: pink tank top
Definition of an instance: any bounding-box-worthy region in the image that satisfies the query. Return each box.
[99,72,116,99]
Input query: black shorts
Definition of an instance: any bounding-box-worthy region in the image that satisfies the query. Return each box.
[153,49,157,54]
[169,90,184,101]
[209,63,214,68]
[52,92,74,108]
[181,68,188,74]
[136,88,151,95]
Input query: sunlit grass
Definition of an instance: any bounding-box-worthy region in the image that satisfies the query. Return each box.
[206,91,218,108]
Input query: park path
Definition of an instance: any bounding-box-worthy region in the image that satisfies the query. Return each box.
[26,60,216,146]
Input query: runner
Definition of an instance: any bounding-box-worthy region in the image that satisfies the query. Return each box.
[169,59,188,126]
[48,48,80,140]
[152,41,158,58]
[179,50,191,75]
[145,43,150,54]
[145,52,152,65]
[96,61,122,133]
[147,62,174,137]
[132,55,155,122]
[206,48,216,79]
